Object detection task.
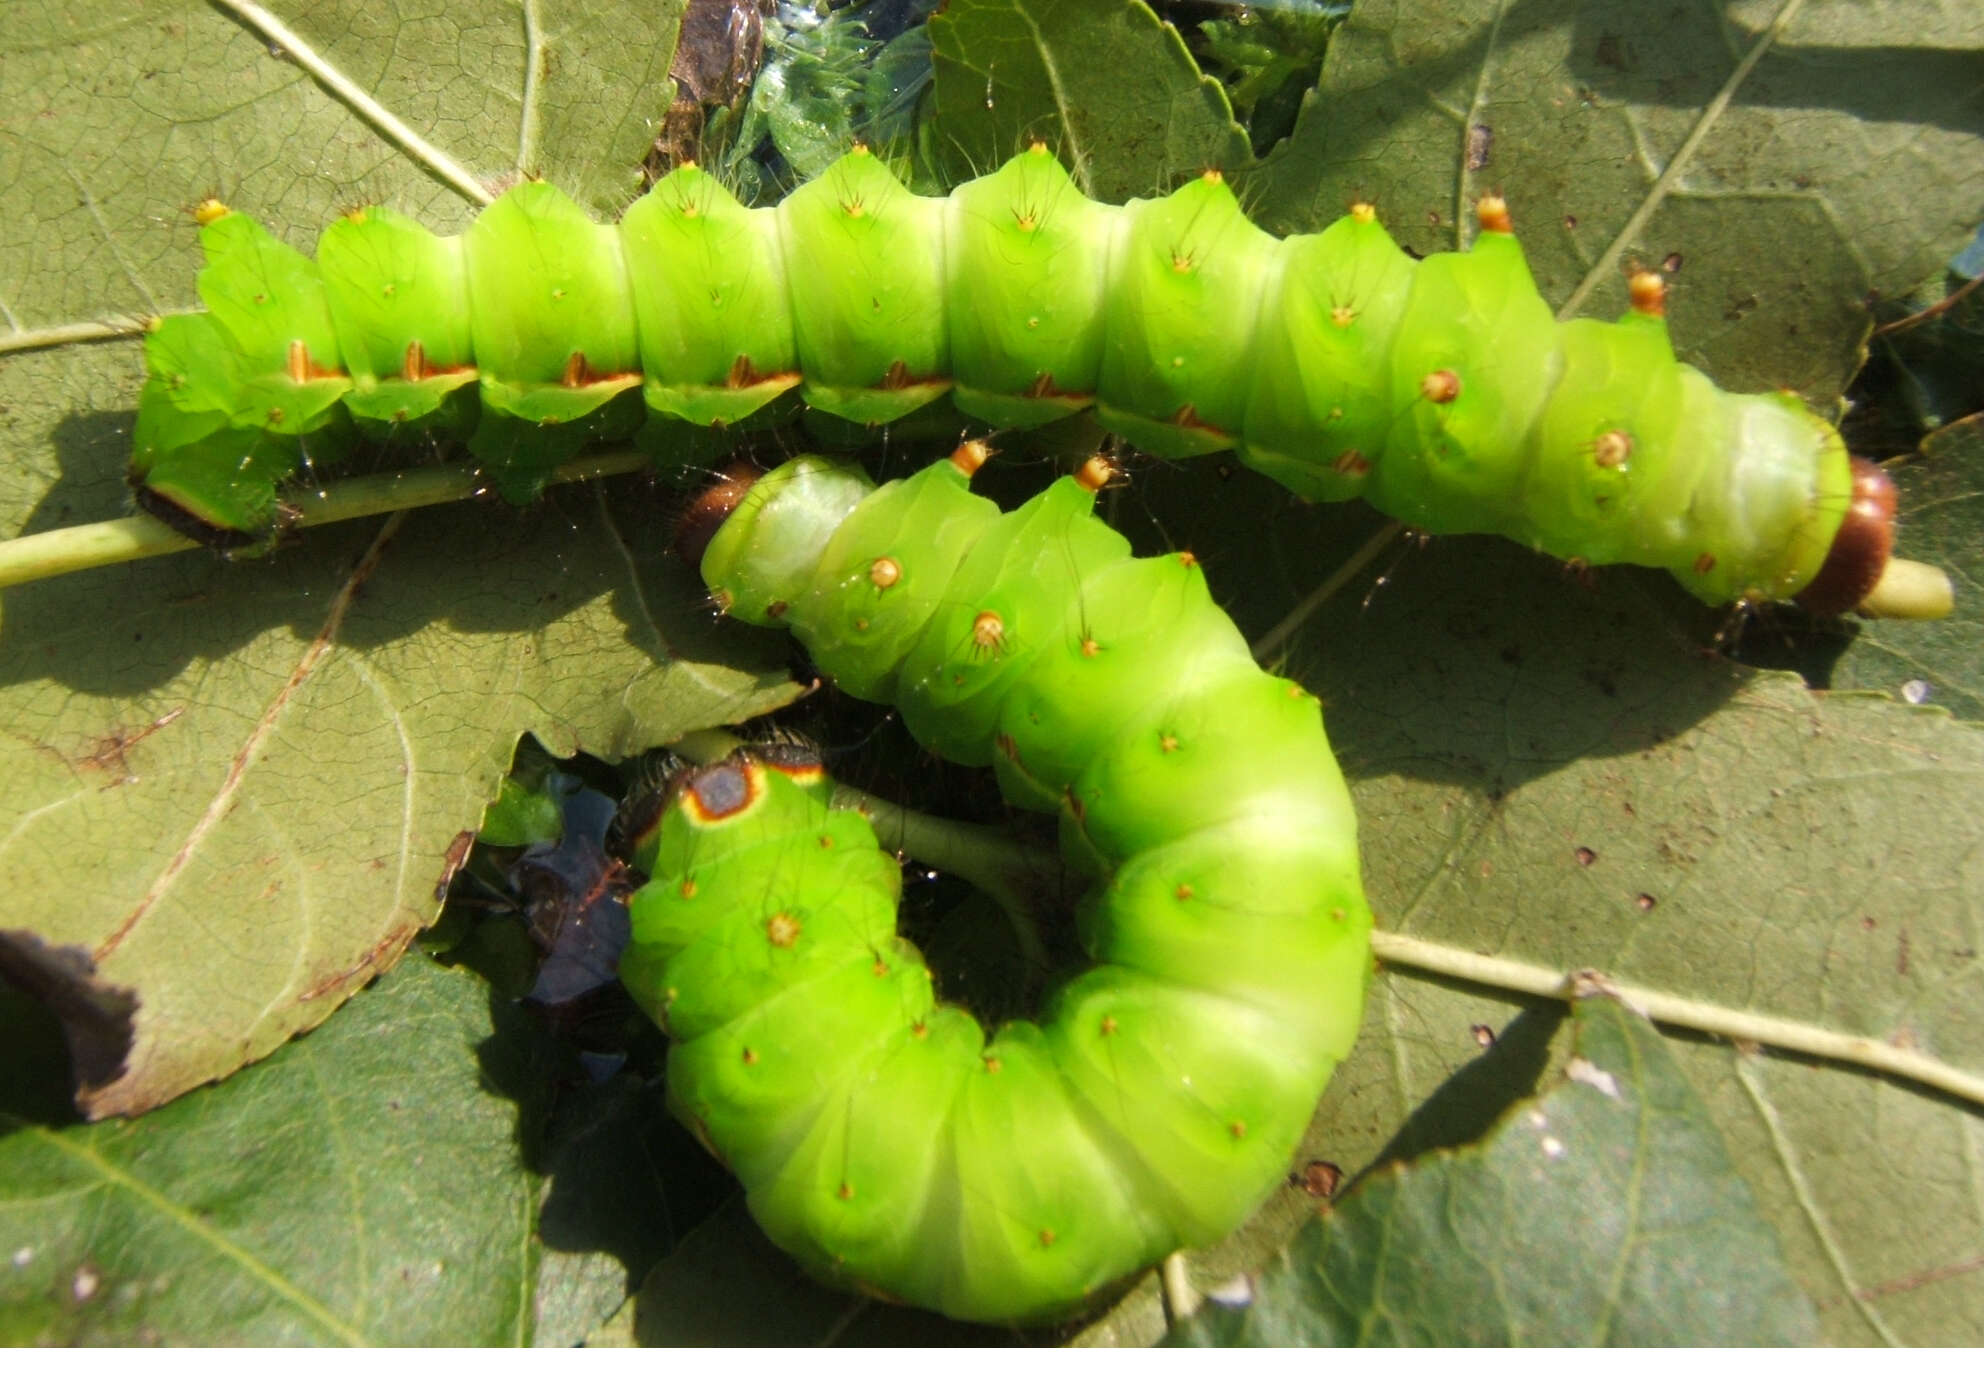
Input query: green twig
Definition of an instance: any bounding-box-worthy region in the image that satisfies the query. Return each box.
[208,0,495,207]
[1374,931,1984,1107]
[0,450,649,591]
[829,783,1062,974]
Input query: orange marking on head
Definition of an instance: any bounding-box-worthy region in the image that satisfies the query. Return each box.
[766,912,802,948]
[741,1046,758,1065]
[1174,882,1194,900]
[756,747,823,781]
[983,1055,1003,1074]
[1694,552,1717,575]
[912,1020,929,1039]
[1038,1229,1057,1248]
[193,198,231,226]
[1099,1016,1119,1036]
[1331,303,1358,328]
[1176,551,1198,569]
[1079,636,1101,658]
[1476,195,1513,235]
[679,878,698,899]
[1229,1120,1248,1139]
[1331,449,1371,476]
[1350,201,1377,223]
[837,1182,854,1200]
[1201,169,1225,185]
[683,758,763,823]
[971,611,1005,650]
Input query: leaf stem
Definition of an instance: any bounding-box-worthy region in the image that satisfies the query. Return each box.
[208,0,496,207]
[1371,930,1984,1107]
[0,313,175,356]
[0,450,648,591]
[830,785,1061,974]
[1251,519,1403,661]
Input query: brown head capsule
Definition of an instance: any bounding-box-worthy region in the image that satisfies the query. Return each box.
[674,465,763,569]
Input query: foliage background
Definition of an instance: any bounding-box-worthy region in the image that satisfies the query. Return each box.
[1,0,1980,1345]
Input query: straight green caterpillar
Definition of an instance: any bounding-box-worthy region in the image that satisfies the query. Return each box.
[617,445,1373,1325]
[131,144,1947,617]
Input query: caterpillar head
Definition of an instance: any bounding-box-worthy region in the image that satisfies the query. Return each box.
[674,464,764,570]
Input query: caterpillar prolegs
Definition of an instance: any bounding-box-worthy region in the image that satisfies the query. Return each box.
[616,445,1373,1324]
[131,145,1949,619]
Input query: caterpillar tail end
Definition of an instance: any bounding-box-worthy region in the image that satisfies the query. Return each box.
[1857,557,1954,622]
[1793,457,1951,621]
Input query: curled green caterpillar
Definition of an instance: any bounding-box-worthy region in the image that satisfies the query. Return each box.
[131,144,1949,618]
[615,443,1373,1324]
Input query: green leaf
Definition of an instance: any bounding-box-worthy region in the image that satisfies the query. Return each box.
[0,0,798,1117]
[1107,456,1984,1345]
[480,775,566,849]
[929,0,1251,198]
[1824,414,1984,719]
[1242,0,1984,403]
[2,0,1981,1347]
[0,954,536,1345]
[1169,993,1817,1345]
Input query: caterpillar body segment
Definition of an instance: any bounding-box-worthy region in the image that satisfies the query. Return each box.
[619,450,1373,1324]
[133,144,1932,615]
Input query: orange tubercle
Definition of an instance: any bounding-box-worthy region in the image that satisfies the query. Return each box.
[1475,194,1513,235]
[1628,270,1667,317]
[949,439,993,477]
[1075,455,1120,493]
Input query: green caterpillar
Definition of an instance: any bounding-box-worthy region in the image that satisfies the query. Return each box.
[130,145,1946,619]
[616,444,1373,1324]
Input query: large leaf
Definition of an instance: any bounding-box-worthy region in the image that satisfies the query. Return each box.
[0,0,800,1117]
[1169,993,1817,1345]
[0,953,550,1345]
[1,0,1980,1347]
